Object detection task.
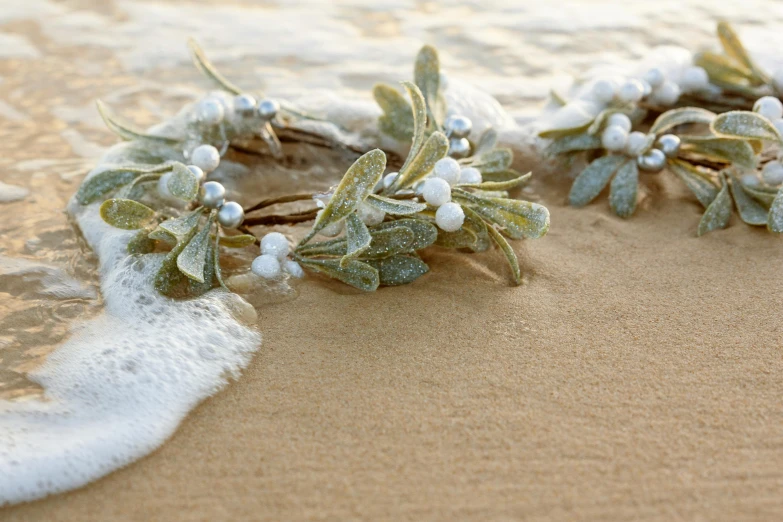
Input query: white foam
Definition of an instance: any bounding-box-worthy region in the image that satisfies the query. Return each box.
[0,137,261,505]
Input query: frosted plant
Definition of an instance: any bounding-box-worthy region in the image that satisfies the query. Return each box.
[80,42,550,296]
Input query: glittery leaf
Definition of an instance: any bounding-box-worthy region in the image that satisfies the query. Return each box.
[455,190,550,239]
[167,162,200,201]
[157,208,205,239]
[697,177,732,236]
[299,257,379,291]
[368,255,429,286]
[609,160,639,218]
[694,51,754,86]
[668,160,720,208]
[390,132,449,190]
[217,234,257,248]
[187,38,243,95]
[127,227,157,254]
[399,81,427,173]
[177,218,213,283]
[366,194,427,215]
[373,218,438,250]
[711,111,782,143]
[546,133,602,156]
[373,84,414,142]
[311,149,386,236]
[473,128,498,157]
[154,225,200,298]
[462,207,491,252]
[99,198,156,230]
[741,182,777,206]
[486,223,521,285]
[434,226,478,248]
[96,100,178,144]
[768,188,783,233]
[681,136,757,169]
[587,109,623,135]
[77,164,171,205]
[472,148,513,174]
[568,155,626,207]
[716,21,767,83]
[728,174,768,226]
[458,172,531,191]
[649,107,716,135]
[414,45,444,127]
[341,213,372,267]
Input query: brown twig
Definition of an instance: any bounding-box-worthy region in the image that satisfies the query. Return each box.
[244,193,315,213]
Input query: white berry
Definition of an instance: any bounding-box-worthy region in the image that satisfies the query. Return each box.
[652,81,680,106]
[382,172,398,188]
[421,177,451,207]
[435,202,465,232]
[617,80,645,104]
[196,98,225,125]
[251,254,281,279]
[157,172,173,199]
[260,232,289,259]
[625,131,649,156]
[644,68,666,89]
[601,125,628,152]
[459,166,482,185]
[680,66,709,93]
[753,96,783,121]
[591,79,616,104]
[190,144,221,174]
[356,202,385,226]
[741,173,761,188]
[607,113,632,132]
[187,165,205,183]
[762,160,783,185]
[433,157,462,185]
[283,260,305,279]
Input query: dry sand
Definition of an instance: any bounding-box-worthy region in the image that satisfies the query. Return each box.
[4,175,783,521]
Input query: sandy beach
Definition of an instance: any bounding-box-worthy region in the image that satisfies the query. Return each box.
[2,1,783,520]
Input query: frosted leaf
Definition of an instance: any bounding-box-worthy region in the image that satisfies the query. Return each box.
[365,194,427,215]
[568,155,626,207]
[373,84,414,142]
[177,221,212,283]
[728,174,768,226]
[455,190,550,240]
[372,218,437,251]
[471,148,512,174]
[434,226,478,249]
[157,208,205,239]
[218,234,256,248]
[341,213,372,267]
[458,172,530,191]
[399,81,427,173]
[96,100,178,144]
[668,160,719,209]
[167,162,200,201]
[711,111,782,143]
[697,178,732,236]
[76,164,171,205]
[299,258,379,291]
[681,137,757,169]
[368,255,429,286]
[311,149,386,235]
[716,21,759,78]
[391,132,449,190]
[187,38,244,95]
[486,224,521,285]
[609,160,639,218]
[414,45,444,126]
[473,127,498,157]
[546,133,602,156]
[99,198,156,230]
[650,107,716,135]
[768,188,783,233]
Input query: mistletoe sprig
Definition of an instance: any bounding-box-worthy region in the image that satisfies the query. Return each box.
[546,104,783,235]
[81,42,550,297]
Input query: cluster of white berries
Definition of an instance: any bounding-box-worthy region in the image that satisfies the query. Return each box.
[194,93,280,127]
[250,232,303,280]
[752,95,783,187]
[590,65,710,110]
[600,112,679,173]
[444,114,473,159]
[419,157,480,232]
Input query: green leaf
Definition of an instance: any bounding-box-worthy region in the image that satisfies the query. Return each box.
[77,166,166,205]
[167,162,200,201]
[414,45,443,127]
[587,108,623,135]
[568,155,626,207]
[368,255,429,286]
[486,224,521,285]
[697,177,732,236]
[462,206,491,252]
[473,128,498,157]
[341,213,372,267]
[366,194,427,215]
[311,149,386,236]
[650,107,716,135]
[472,148,513,174]
[546,133,602,156]
[768,187,783,233]
[716,21,767,83]
[218,234,257,248]
[668,160,720,208]
[127,227,157,254]
[435,226,478,248]
[298,257,379,291]
[374,83,414,142]
[187,38,243,95]
[728,174,768,225]
[694,51,754,88]
[399,81,427,173]
[177,219,212,283]
[157,209,205,239]
[681,136,758,169]
[711,111,783,143]
[363,226,415,259]
[188,241,218,295]
[458,172,531,191]
[99,198,156,230]
[455,190,550,239]
[741,182,777,206]
[373,218,438,250]
[609,160,639,218]
[96,100,178,144]
[390,132,449,190]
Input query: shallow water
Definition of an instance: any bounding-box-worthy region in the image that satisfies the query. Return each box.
[2,0,783,505]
